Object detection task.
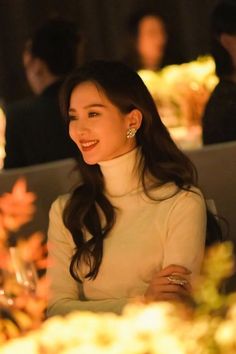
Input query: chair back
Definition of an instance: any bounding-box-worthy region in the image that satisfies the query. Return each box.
[185,141,236,245]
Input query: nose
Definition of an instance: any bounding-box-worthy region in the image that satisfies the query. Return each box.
[69,119,90,138]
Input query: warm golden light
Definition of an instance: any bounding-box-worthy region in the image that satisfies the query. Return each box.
[138,56,218,149]
[138,56,218,128]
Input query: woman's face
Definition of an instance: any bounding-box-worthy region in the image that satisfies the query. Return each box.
[137,15,167,70]
[68,81,139,165]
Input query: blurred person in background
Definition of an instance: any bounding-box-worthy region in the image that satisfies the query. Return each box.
[123,8,167,72]
[4,17,84,169]
[202,0,236,145]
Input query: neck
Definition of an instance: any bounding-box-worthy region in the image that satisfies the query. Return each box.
[37,73,60,94]
[99,147,141,197]
[141,57,161,71]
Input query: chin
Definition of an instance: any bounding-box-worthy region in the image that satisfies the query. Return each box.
[82,155,100,165]
[84,160,98,165]
[82,158,98,165]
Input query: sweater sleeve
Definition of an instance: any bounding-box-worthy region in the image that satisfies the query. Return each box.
[162,189,206,276]
[46,197,128,317]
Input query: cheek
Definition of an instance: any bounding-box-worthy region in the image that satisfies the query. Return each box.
[69,123,78,143]
[108,119,127,137]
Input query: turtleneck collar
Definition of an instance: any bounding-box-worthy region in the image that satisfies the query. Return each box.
[98,147,141,197]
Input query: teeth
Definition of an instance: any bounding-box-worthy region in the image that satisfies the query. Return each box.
[81,140,98,147]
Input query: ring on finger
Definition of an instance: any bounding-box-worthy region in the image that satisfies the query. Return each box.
[167,275,188,286]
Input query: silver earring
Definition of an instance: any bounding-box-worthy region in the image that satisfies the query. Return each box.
[126,128,137,139]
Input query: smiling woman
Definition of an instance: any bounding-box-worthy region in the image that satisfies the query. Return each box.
[68,81,141,164]
[46,60,222,317]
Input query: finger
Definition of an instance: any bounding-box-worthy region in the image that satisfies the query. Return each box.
[145,281,191,302]
[158,264,192,277]
[170,273,192,288]
[150,274,192,290]
[150,279,192,294]
[151,273,191,284]
[146,291,187,302]
[149,284,190,295]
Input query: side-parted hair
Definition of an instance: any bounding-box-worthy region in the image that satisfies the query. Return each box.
[60,60,222,281]
[28,17,84,76]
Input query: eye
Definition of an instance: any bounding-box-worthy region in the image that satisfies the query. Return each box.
[88,111,99,118]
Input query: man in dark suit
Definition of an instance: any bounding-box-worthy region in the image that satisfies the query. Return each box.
[4,18,84,168]
[202,0,236,145]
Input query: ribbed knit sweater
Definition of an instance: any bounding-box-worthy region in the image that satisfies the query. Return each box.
[47,148,206,316]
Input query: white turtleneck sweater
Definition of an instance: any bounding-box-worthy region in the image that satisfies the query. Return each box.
[47,148,206,316]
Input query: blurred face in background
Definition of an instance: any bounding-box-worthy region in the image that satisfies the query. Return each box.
[22,46,40,94]
[22,42,46,95]
[137,15,167,71]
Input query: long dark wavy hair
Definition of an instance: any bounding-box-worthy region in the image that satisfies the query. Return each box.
[60,60,222,282]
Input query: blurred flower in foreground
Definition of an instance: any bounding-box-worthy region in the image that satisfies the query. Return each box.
[0,178,36,235]
[0,178,47,343]
[0,180,236,353]
[193,241,235,314]
[1,242,236,354]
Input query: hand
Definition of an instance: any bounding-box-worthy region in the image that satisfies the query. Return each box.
[144,264,192,303]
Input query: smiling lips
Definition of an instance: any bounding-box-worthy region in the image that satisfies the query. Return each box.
[80,140,99,151]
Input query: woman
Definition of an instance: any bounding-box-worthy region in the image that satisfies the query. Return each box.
[123,9,167,71]
[47,60,220,316]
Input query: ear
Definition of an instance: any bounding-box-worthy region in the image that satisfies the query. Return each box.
[220,33,234,53]
[127,109,143,130]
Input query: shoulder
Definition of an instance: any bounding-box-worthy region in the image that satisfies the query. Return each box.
[6,97,35,114]
[5,97,38,123]
[150,183,205,218]
[166,186,206,225]
[5,91,58,120]
[48,193,72,240]
[156,185,206,239]
[50,193,71,217]
[171,185,205,209]
[48,193,75,246]
[150,182,203,202]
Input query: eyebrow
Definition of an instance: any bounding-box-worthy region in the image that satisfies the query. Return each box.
[69,103,106,113]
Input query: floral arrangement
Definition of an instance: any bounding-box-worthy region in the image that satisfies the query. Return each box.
[0,179,47,343]
[1,180,236,354]
[138,55,218,129]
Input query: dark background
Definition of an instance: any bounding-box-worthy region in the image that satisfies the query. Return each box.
[0,0,219,105]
